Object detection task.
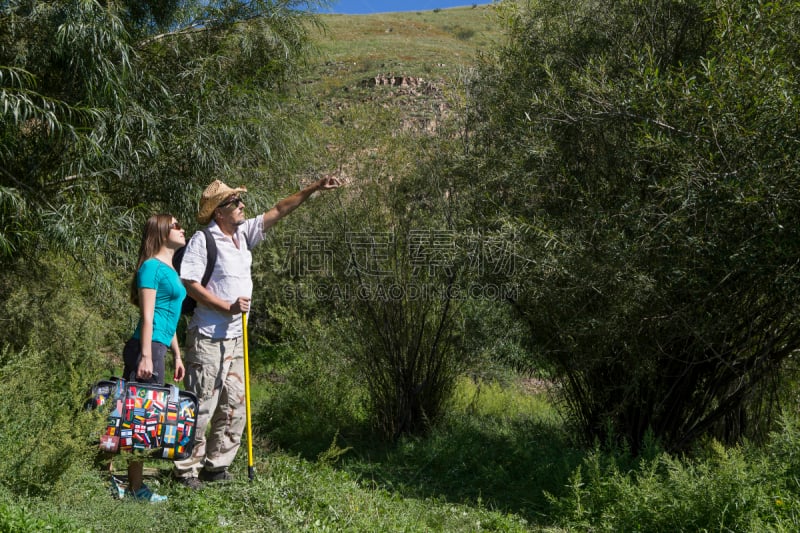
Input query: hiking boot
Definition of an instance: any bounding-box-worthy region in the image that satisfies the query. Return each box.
[199,468,233,482]
[128,484,167,503]
[175,476,203,490]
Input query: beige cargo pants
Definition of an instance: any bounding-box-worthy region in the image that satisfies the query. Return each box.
[173,328,246,478]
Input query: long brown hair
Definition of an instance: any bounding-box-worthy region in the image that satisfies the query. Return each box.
[129,213,174,307]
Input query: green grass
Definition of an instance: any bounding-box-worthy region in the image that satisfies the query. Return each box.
[6,347,800,532]
[334,378,580,524]
[295,5,504,199]
[310,5,501,84]
[18,454,525,531]
[255,369,580,528]
[0,374,543,532]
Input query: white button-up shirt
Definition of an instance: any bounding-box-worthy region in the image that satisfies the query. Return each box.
[180,217,265,339]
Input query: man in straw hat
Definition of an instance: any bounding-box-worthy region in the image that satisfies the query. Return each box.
[173,175,340,488]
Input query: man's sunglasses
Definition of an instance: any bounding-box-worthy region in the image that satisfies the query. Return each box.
[218,196,244,209]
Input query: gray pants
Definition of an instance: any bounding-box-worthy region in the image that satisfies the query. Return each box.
[121,337,167,385]
[173,329,246,478]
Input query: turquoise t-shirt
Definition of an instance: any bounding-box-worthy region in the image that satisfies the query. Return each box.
[133,258,186,346]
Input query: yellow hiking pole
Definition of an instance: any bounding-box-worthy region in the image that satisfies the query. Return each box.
[242,312,255,481]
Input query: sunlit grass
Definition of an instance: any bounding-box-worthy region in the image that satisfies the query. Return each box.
[449,376,560,423]
[6,346,800,531]
[309,5,501,85]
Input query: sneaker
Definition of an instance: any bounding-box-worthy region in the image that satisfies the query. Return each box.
[110,475,127,499]
[128,484,168,503]
[175,476,203,490]
[199,468,233,482]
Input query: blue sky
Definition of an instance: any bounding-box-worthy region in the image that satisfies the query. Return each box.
[318,1,485,15]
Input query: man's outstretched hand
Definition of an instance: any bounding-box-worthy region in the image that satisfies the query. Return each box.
[317,174,342,191]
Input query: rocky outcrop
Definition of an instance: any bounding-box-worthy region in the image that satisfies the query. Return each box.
[362,73,418,87]
[352,74,447,135]
[360,74,440,95]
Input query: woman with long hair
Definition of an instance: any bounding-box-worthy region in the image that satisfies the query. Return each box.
[122,213,187,502]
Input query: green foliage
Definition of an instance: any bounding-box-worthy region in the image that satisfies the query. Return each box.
[327,174,468,440]
[0,3,327,505]
[341,377,577,518]
[0,411,533,531]
[317,431,353,466]
[253,78,475,442]
[255,323,367,458]
[460,299,535,381]
[0,253,131,355]
[6,333,800,531]
[461,0,800,451]
[0,253,128,499]
[0,499,79,533]
[549,416,800,531]
[256,362,579,524]
[0,0,135,264]
[0,344,107,497]
[0,0,322,274]
[6,1,800,529]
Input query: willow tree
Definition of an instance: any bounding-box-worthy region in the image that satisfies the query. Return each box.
[458,0,800,451]
[0,0,321,266]
[0,0,323,355]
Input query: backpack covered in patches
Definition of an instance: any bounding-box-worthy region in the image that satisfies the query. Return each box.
[88,377,198,460]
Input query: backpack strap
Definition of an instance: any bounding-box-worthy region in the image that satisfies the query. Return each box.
[199,227,217,288]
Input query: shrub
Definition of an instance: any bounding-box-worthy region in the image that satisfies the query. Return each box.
[255,319,367,458]
[0,254,130,356]
[0,500,77,532]
[461,0,800,452]
[548,419,800,531]
[0,345,107,497]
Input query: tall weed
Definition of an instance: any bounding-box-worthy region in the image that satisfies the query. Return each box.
[342,377,579,521]
[0,255,130,356]
[548,417,800,531]
[0,500,78,532]
[0,345,107,497]
[255,316,368,459]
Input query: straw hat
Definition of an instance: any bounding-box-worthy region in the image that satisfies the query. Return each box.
[197,180,248,224]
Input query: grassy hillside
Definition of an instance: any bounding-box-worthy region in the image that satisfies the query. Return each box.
[296,5,503,179]
[311,5,500,84]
